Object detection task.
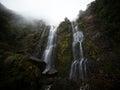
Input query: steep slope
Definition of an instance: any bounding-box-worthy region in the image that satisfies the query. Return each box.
[0,3,49,90]
[77,0,120,89]
[56,18,72,77]
[0,0,120,90]
[51,18,75,90]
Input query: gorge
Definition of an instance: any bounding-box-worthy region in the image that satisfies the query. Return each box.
[0,0,120,90]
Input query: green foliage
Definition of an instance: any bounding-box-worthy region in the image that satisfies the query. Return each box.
[0,3,49,90]
[91,0,120,54]
[76,0,120,89]
[56,19,72,77]
[0,53,42,90]
[84,39,98,59]
[57,18,71,34]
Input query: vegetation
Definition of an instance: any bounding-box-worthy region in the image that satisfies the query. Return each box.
[0,0,120,89]
[56,18,72,77]
[0,3,49,90]
[77,0,120,89]
[91,0,120,55]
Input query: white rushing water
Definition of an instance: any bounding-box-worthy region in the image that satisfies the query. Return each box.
[42,26,57,74]
[30,27,46,61]
[69,23,89,81]
[45,85,52,90]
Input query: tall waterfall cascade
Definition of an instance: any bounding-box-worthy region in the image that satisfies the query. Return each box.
[69,23,89,81]
[42,26,57,74]
[30,27,47,62]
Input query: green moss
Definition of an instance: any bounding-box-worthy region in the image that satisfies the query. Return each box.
[0,53,42,89]
[76,1,120,89]
[56,19,72,77]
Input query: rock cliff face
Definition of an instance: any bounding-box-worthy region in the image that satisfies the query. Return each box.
[56,18,72,77]
[0,3,50,90]
[0,0,120,89]
[77,1,120,89]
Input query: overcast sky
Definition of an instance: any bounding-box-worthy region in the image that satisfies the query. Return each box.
[0,0,94,25]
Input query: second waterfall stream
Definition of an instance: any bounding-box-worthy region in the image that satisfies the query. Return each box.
[42,26,57,74]
[69,23,89,81]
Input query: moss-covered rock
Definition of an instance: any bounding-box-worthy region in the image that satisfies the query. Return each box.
[56,18,72,77]
[76,1,120,89]
[0,53,44,90]
[0,3,50,90]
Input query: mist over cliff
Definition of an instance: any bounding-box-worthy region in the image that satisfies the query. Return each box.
[0,0,120,90]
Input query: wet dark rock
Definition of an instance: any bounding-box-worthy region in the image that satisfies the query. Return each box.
[30,56,43,62]
[42,69,58,76]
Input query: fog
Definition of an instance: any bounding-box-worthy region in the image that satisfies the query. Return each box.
[0,0,94,25]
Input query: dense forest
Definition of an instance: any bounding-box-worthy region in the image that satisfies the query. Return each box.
[0,0,120,90]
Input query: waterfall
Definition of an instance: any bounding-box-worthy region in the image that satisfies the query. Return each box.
[69,23,89,81]
[45,85,52,90]
[30,27,46,62]
[42,26,57,74]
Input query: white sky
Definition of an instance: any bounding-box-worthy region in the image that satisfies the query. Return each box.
[0,0,94,25]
